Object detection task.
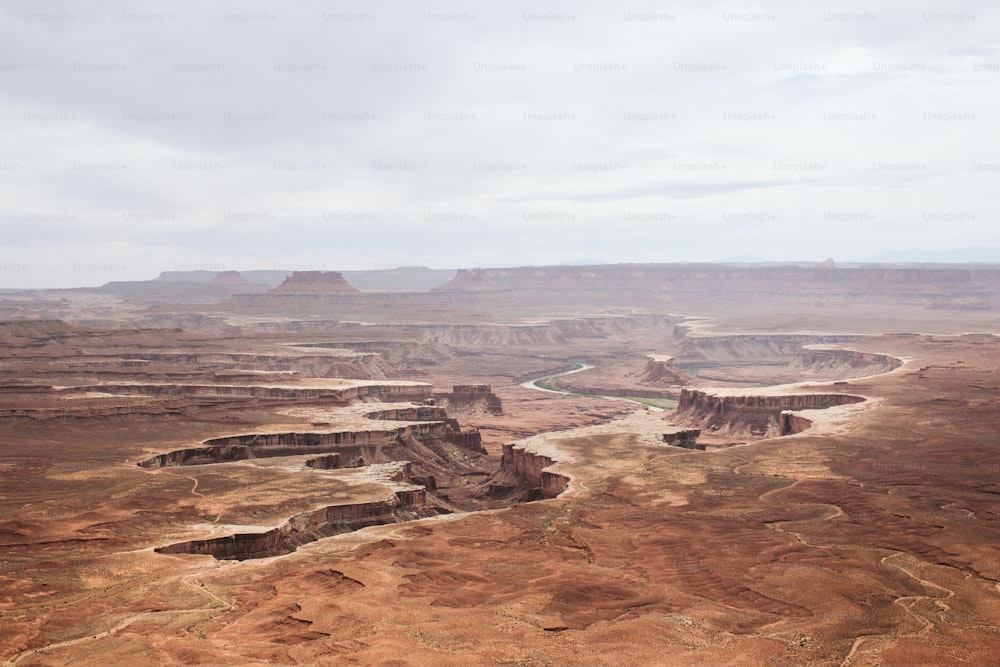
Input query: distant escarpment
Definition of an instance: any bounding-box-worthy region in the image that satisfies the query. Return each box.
[673,389,866,438]
[69,381,429,402]
[268,271,361,295]
[209,270,252,287]
[41,350,396,380]
[436,264,1000,296]
[426,264,1000,318]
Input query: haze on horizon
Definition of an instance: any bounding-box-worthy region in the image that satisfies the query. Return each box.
[1,0,998,288]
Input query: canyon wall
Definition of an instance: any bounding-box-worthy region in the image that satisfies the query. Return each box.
[674,389,866,438]
[673,334,865,364]
[500,444,568,498]
[137,422,451,468]
[432,384,503,416]
[70,382,431,403]
[155,491,429,561]
[791,348,902,377]
[366,406,449,421]
[663,429,702,449]
[305,453,343,469]
[779,412,815,436]
[66,351,394,379]
[444,428,484,451]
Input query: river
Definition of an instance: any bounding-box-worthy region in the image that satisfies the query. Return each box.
[519,363,665,411]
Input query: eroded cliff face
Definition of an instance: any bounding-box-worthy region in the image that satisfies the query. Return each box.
[432,385,503,416]
[779,412,815,436]
[640,355,692,386]
[791,349,902,378]
[663,429,702,449]
[366,406,449,421]
[500,444,568,499]
[79,351,394,379]
[674,389,865,438]
[674,334,864,364]
[293,340,456,371]
[305,453,343,469]
[155,491,435,561]
[67,381,429,401]
[137,422,452,469]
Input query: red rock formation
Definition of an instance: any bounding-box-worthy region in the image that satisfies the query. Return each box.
[674,334,864,363]
[779,412,814,436]
[70,381,429,402]
[791,348,901,377]
[674,389,865,438]
[435,264,1000,294]
[305,453,342,469]
[366,406,449,421]
[137,422,452,468]
[662,429,702,449]
[445,427,484,451]
[268,271,360,294]
[155,492,434,560]
[640,355,692,386]
[433,384,503,415]
[500,444,568,498]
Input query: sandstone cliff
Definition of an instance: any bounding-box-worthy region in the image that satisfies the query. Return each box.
[432,384,503,416]
[155,491,434,560]
[500,444,568,499]
[674,388,865,438]
[640,355,692,386]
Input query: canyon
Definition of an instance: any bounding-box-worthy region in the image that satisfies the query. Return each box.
[1,263,999,666]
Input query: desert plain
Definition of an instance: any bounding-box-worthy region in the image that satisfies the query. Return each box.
[1,262,999,666]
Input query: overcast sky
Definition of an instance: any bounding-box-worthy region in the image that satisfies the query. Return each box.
[1,0,998,287]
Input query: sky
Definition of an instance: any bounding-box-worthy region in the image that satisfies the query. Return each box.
[1,0,998,288]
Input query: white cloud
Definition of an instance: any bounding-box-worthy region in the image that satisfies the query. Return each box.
[0,0,998,287]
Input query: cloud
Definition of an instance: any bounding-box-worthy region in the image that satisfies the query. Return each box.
[0,0,997,287]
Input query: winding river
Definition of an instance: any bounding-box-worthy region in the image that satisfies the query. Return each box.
[519,363,665,411]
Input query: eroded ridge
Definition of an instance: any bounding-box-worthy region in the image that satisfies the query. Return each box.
[673,388,867,439]
[497,444,569,500]
[145,385,562,561]
[156,490,437,561]
[136,400,486,469]
[137,422,473,469]
[66,381,431,402]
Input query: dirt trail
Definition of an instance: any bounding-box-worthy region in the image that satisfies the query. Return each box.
[4,570,232,667]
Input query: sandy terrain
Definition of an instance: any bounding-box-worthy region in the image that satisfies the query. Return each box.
[1,264,999,665]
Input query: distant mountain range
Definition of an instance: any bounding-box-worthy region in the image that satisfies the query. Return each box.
[863,247,1000,264]
[153,266,457,292]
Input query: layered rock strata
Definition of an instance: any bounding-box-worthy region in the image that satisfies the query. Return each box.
[500,444,568,499]
[662,428,702,449]
[674,389,866,438]
[155,490,435,561]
